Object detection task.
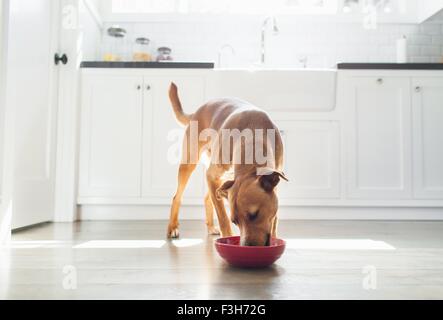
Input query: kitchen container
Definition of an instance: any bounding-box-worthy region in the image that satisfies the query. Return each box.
[156,47,173,62]
[103,26,127,62]
[396,35,407,63]
[133,37,153,62]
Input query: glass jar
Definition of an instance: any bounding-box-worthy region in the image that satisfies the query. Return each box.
[103,26,127,62]
[133,37,153,62]
[156,47,173,62]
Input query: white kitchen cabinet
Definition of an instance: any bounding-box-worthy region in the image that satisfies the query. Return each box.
[142,76,206,201]
[77,69,443,220]
[344,76,412,199]
[78,75,144,197]
[412,77,443,199]
[79,72,207,203]
[277,120,340,200]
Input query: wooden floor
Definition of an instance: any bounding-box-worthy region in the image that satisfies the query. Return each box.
[1,220,443,300]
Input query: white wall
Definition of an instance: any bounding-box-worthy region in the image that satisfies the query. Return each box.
[88,9,443,67]
[419,0,443,23]
[99,0,422,23]
[80,0,103,60]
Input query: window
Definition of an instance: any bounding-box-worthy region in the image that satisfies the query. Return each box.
[110,0,339,15]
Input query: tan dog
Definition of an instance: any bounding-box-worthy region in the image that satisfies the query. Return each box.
[167,83,287,246]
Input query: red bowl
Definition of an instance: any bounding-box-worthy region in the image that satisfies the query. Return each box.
[215,236,286,268]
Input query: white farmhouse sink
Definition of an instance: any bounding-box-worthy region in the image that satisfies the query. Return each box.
[206,69,337,112]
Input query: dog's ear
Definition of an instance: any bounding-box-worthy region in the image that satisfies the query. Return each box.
[257,167,288,192]
[216,180,235,200]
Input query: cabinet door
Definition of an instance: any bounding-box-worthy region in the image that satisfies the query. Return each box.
[345,77,412,199]
[277,121,340,201]
[412,77,443,199]
[78,75,143,197]
[142,76,206,201]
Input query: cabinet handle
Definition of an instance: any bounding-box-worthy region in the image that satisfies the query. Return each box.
[415,86,421,93]
[376,78,383,85]
[136,85,141,90]
[146,85,151,91]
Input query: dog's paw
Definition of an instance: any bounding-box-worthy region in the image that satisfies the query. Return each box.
[220,230,234,238]
[207,226,220,236]
[167,227,180,239]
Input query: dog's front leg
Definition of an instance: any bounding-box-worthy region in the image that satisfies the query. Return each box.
[206,166,233,238]
[271,216,278,238]
[204,192,220,235]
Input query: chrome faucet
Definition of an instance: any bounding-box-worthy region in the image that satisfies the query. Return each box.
[298,56,308,69]
[261,16,279,65]
[218,44,236,68]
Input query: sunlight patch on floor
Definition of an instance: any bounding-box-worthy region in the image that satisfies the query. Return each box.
[285,239,396,250]
[73,240,166,249]
[171,238,204,248]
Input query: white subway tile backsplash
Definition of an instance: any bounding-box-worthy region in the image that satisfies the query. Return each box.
[432,35,443,45]
[94,15,443,67]
[410,56,430,63]
[408,45,421,55]
[421,46,441,56]
[409,34,432,45]
[399,25,419,35]
[420,24,441,35]
[378,45,395,56]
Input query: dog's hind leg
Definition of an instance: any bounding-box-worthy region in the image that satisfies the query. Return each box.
[167,163,197,239]
[204,192,220,235]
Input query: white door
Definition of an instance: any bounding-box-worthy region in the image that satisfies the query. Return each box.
[1,0,12,243]
[277,120,340,202]
[412,77,443,199]
[142,76,206,202]
[345,76,412,199]
[5,0,61,229]
[0,1,6,205]
[78,75,144,198]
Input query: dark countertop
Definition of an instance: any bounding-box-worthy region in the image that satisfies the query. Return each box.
[338,63,443,70]
[80,61,215,69]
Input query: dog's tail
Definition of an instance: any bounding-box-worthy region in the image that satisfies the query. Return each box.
[169,82,191,126]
